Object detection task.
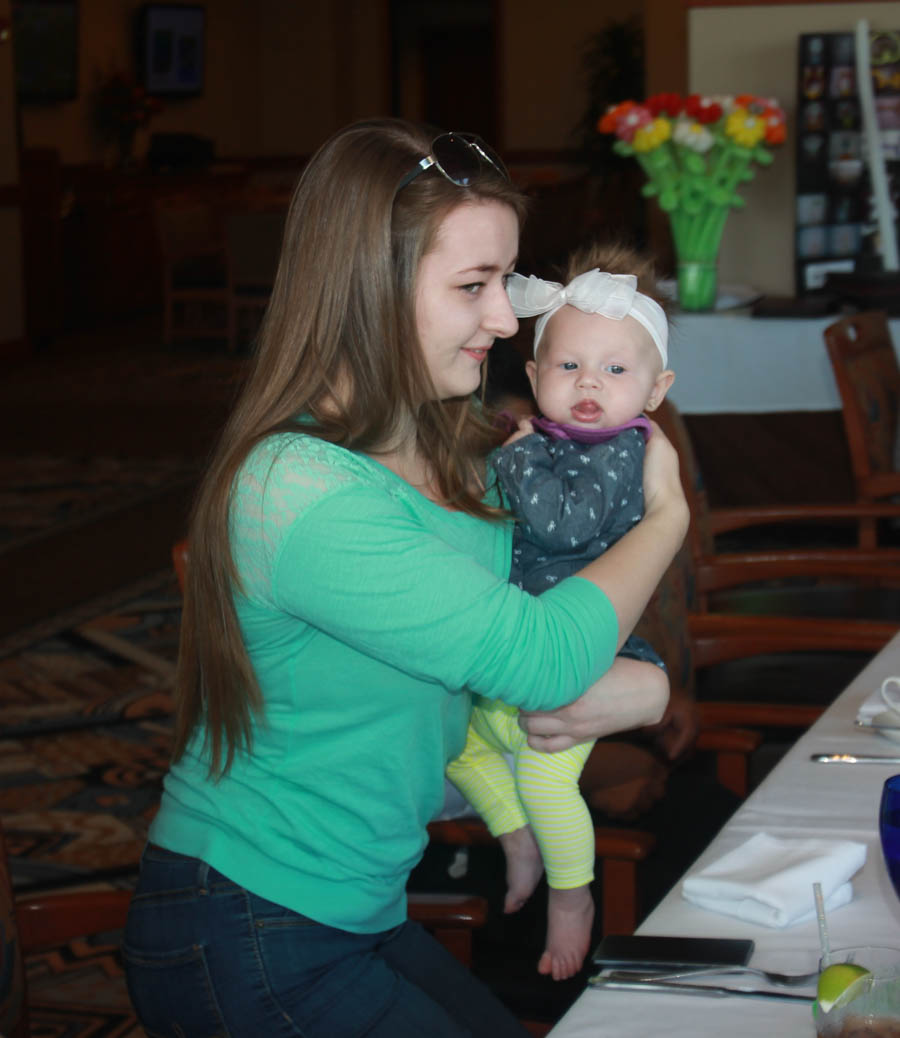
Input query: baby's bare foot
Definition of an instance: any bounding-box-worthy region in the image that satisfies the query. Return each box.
[537,884,594,981]
[497,825,544,913]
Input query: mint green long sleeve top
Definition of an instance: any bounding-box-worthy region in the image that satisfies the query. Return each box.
[150,432,618,933]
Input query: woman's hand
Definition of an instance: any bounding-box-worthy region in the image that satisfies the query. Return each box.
[641,419,689,530]
[519,656,669,752]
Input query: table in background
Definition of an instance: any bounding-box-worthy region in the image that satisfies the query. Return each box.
[668,312,900,415]
[550,632,900,1038]
[665,313,900,505]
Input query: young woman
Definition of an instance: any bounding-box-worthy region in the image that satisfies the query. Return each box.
[123,118,688,1037]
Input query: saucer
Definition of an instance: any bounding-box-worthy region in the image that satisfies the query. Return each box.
[864,710,900,744]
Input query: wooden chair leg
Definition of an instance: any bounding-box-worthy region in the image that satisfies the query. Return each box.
[594,829,656,935]
[694,727,761,799]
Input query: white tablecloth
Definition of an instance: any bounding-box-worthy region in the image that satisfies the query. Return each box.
[549,633,900,1037]
[667,313,900,415]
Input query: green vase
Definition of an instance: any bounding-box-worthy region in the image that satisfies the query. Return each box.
[676,259,718,311]
[669,205,730,311]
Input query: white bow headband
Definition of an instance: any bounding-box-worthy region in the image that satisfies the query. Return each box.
[506,270,668,366]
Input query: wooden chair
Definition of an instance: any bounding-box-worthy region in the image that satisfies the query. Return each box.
[648,403,899,734]
[153,195,233,352]
[825,310,900,549]
[0,817,132,1038]
[655,399,900,616]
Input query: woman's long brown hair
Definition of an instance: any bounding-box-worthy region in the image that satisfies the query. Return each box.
[173,119,528,778]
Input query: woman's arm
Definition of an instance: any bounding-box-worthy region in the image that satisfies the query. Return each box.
[520,654,670,751]
[570,420,688,651]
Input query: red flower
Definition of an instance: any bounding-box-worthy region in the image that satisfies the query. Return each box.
[684,94,722,124]
[598,100,634,134]
[646,92,683,117]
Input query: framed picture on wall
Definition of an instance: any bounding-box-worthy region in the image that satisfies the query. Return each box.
[137,4,205,97]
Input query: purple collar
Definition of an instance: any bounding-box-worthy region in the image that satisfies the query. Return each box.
[531,414,651,444]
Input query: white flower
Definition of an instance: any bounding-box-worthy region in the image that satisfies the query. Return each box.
[674,117,715,153]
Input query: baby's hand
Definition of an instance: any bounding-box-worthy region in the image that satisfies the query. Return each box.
[503,418,535,446]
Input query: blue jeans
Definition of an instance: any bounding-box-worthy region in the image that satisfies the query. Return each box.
[123,844,531,1037]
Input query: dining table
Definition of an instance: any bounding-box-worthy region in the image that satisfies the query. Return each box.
[549,630,900,1037]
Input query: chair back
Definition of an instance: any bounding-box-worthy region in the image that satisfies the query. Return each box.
[654,399,716,570]
[824,310,899,496]
[633,537,697,704]
[172,538,189,594]
[0,821,28,1038]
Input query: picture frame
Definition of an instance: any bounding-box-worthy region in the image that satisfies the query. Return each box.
[137,4,205,97]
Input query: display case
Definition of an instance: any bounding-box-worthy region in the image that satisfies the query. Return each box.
[795,29,900,295]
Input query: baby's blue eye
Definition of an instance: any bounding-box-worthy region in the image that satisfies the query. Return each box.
[606,364,625,374]
[562,361,578,370]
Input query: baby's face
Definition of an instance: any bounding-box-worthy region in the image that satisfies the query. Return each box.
[526,305,673,430]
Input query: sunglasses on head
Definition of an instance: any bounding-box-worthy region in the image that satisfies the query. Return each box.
[397,132,509,192]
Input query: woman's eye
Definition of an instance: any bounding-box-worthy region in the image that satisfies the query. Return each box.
[460,282,484,295]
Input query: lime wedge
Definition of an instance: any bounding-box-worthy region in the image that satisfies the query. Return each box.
[816,962,872,1012]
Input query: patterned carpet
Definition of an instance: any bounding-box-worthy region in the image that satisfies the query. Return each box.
[0,455,198,554]
[0,333,244,1034]
[2,578,181,1037]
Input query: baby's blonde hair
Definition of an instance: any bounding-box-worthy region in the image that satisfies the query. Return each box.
[565,241,670,316]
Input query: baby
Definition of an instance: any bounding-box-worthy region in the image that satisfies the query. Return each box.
[447,242,675,980]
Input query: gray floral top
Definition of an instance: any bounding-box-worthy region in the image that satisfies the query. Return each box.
[492,424,664,668]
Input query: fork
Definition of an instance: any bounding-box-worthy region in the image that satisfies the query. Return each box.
[606,965,818,987]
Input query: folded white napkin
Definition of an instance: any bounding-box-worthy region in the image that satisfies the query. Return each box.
[681,832,866,928]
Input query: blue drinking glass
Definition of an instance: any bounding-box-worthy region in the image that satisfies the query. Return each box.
[879,774,900,900]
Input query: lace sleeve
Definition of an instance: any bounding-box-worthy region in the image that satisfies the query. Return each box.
[230,433,373,603]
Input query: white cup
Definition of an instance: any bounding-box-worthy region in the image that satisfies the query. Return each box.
[880,676,900,718]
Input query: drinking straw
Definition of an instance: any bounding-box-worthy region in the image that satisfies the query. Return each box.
[814,882,831,967]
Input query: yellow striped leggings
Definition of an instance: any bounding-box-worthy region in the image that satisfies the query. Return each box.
[446,697,594,890]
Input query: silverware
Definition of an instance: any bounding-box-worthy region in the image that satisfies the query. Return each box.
[811,753,900,764]
[588,976,815,1002]
[606,965,817,987]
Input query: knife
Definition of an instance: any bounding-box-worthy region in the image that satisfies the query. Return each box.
[811,753,900,764]
[588,975,815,1002]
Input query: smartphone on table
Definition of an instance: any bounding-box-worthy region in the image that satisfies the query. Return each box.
[592,934,755,971]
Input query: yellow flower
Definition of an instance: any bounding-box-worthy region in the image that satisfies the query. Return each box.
[632,117,671,153]
[725,108,765,148]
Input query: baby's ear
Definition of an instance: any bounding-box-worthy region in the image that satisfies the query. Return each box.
[525,359,539,399]
[645,369,675,412]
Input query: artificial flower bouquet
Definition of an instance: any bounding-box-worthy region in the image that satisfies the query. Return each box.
[599,93,786,308]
